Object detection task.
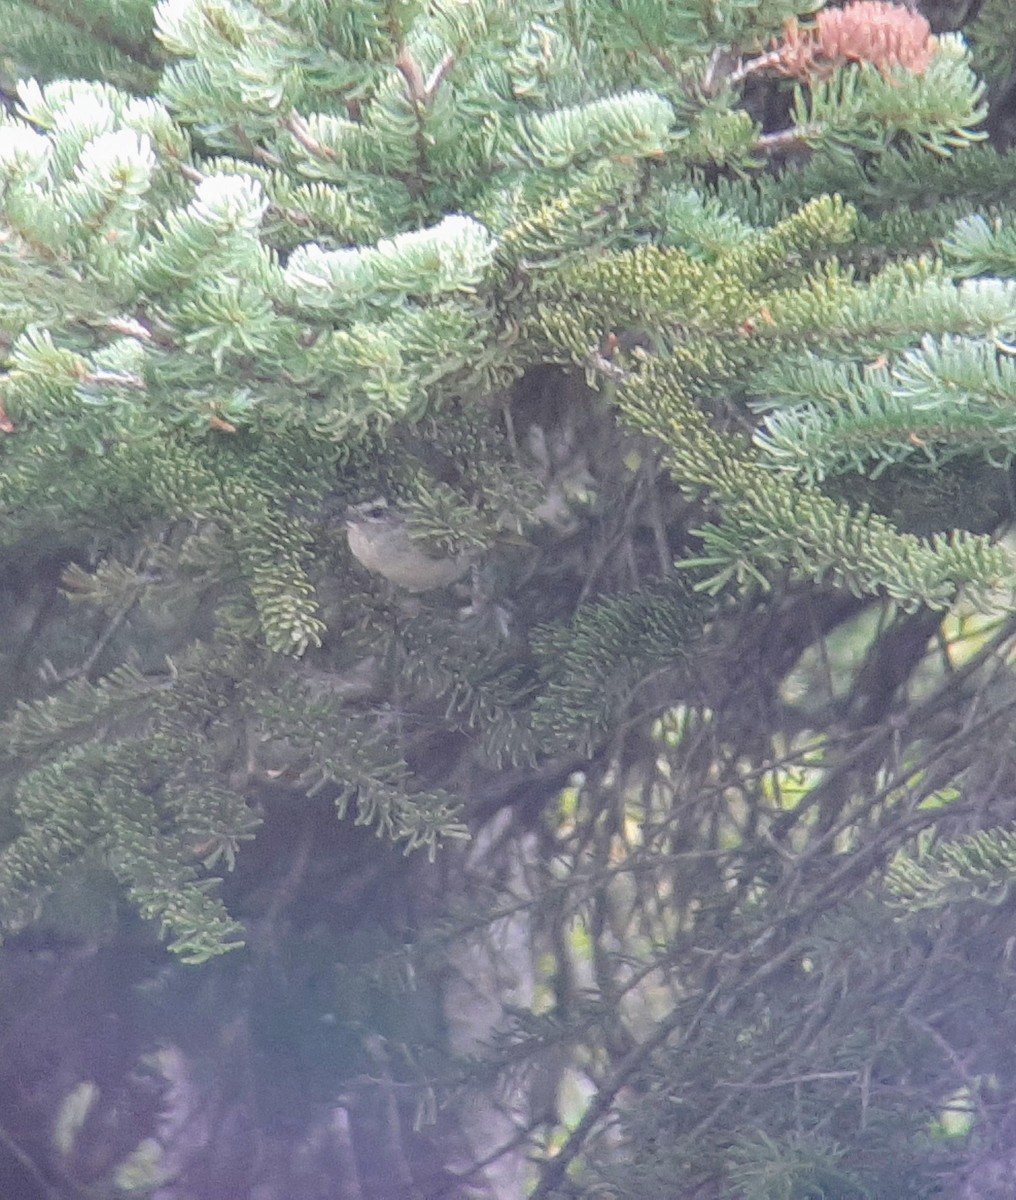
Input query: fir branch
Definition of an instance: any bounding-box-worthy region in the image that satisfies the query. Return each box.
[252,682,467,856]
[887,825,1016,910]
[753,336,1016,480]
[531,580,705,754]
[945,211,1016,278]
[618,354,1010,607]
[0,661,167,761]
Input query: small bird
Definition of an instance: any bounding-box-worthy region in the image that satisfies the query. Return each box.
[344,499,475,592]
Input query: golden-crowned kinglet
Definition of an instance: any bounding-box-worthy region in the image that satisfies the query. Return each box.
[345,499,474,592]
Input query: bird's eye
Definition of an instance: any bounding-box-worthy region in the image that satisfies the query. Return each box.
[366,504,387,520]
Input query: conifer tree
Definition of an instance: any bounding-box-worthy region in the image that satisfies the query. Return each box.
[3,1,1016,1197]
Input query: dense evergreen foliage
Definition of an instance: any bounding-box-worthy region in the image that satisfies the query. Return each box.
[2,1,1016,1197]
